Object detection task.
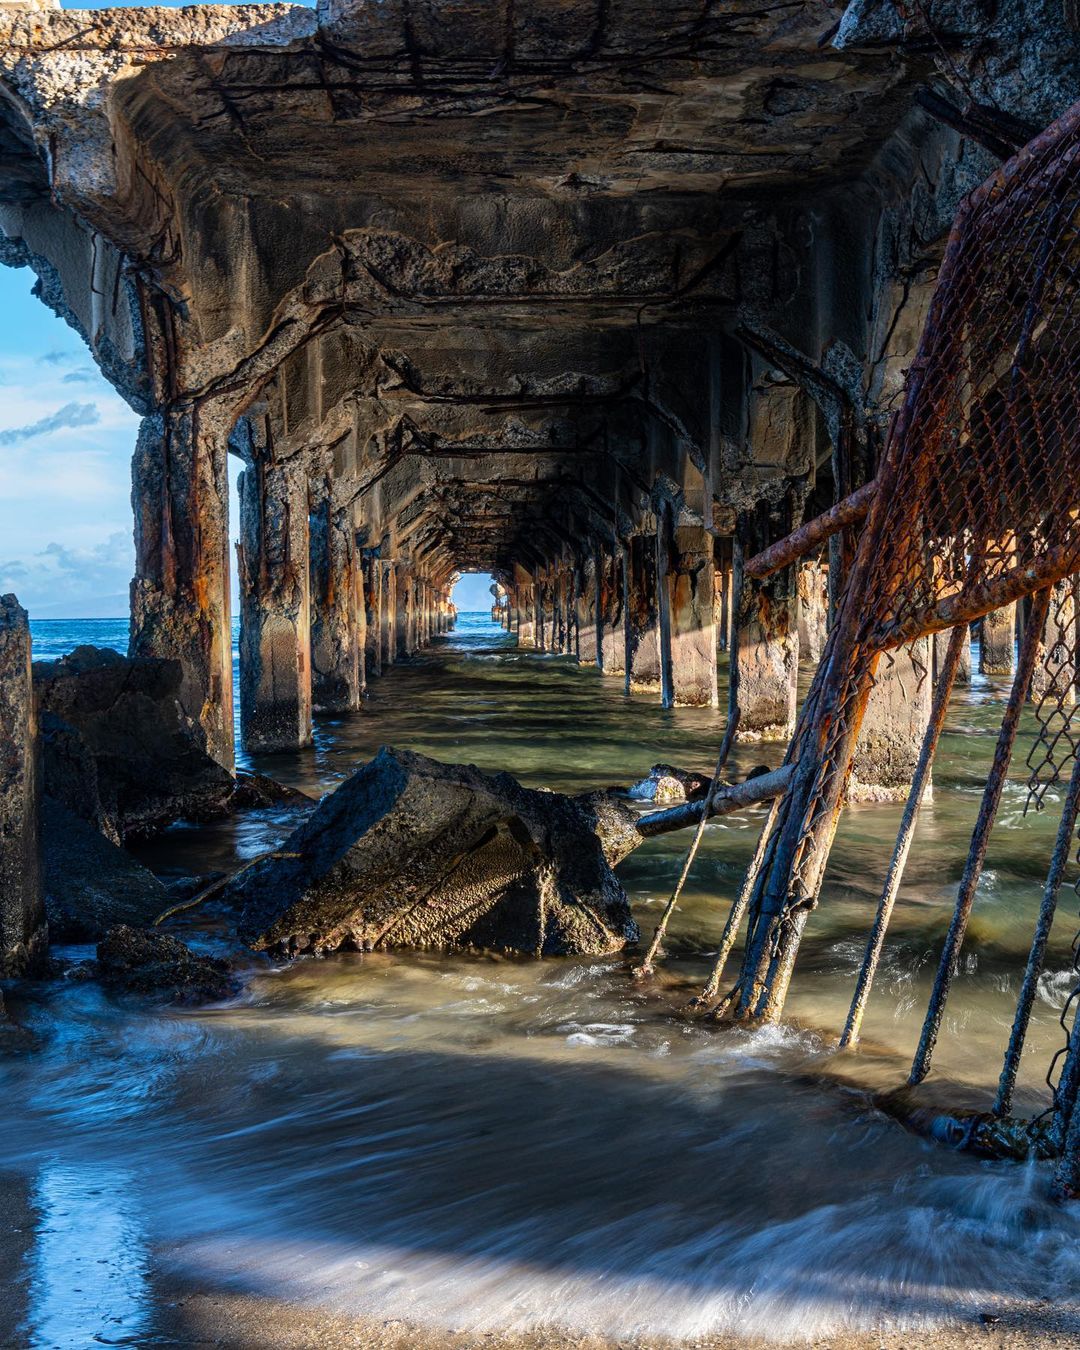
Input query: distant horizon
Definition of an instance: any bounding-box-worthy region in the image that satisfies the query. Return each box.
[28,609,499,622]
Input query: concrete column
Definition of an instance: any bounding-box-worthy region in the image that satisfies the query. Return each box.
[568,567,581,660]
[714,560,731,656]
[309,484,363,711]
[1030,579,1077,706]
[733,503,797,738]
[981,608,1016,675]
[577,556,598,665]
[797,561,828,666]
[934,625,971,685]
[535,579,547,652]
[381,561,396,668]
[980,535,1018,675]
[517,575,536,647]
[668,525,718,707]
[237,458,313,752]
[395,563,412,659]
[626,534,661,693]
[851,639,933,800]
[0,595,46,975]
[362,551,382,679]
[131,409,234,766]
[656,506,676,707]
[600,548,625,678]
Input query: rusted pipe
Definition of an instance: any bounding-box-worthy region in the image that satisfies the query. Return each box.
[994,747,1080,1117]
[840,622,967,1049]
[909,586,1052,1086]
[744,481,878,581]
[636,763,794,838]
[882,542,1080,649]
[635,708,741,977]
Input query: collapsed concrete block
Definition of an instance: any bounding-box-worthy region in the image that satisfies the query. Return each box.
[231,747,641,958]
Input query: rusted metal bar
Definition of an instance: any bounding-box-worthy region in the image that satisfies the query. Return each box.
[909,586,1052,1086]
[636,762,794,838]
[994,747,1080,1116]
[839,621,968,1049]
[690,794,782,1010]
[744,480,878,581]
[882,542,1080,650]
[635,708,741,977]
[1051,1067,1080,1201]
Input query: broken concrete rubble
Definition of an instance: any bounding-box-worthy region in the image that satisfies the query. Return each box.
[230,747,642,959]
[34,646,234,839]
[96,925,238,1004]
[42,797,171,942]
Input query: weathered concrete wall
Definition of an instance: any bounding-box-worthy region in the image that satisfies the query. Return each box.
[0,595,46,975]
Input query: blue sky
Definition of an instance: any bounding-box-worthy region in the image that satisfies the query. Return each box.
[0,265,140,616]
[0,264,494,617]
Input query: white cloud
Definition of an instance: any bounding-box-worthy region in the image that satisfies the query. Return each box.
[0,532,133,618]
[0,400,100,445]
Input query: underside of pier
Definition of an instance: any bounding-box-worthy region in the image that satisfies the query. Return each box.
[5,0,1080,1191]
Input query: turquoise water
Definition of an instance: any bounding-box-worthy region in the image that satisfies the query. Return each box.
[6,612,1080,1344]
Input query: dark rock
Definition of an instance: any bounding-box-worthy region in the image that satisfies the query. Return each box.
[230,747,640,959]
[41,796,170,942]
[34,645,234,839]
[229,771,314,812]
[96,925,238,1004]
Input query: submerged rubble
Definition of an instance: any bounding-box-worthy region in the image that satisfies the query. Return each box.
[96,925,238,1004]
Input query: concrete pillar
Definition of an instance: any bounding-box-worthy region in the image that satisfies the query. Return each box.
[1030,579,1077,706]
[600,548,625,677]
[381,561,396,668]
[0,595,46,975]
[130,409,234,767]
[851,639,933,800]
[668,525,718,707]
[714,559,731,656]
[237,459,313,752]
[517,575,536,647]
[981,608,1016,675]
[656,506,676,708]
[395,563,412,659]
[980,536,1018,675]
[577,556,598,665]
[363,552,382,679]
[797,561,828,666]
[626,534,661,693]
[934,625,971,685]
[535,579,547,652]
[309,484,363,711]
[733,503,798,739]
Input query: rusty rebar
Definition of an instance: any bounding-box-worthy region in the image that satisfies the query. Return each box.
[993,745,1080,1116]
[909,586,1052,1086]
[744,480,878,581]
[840,621,968,1049]
[634,708,741,977]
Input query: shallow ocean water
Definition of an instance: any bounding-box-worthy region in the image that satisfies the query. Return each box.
[6,613,1080,1345]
